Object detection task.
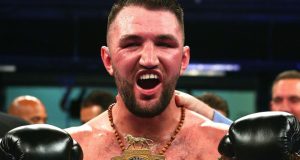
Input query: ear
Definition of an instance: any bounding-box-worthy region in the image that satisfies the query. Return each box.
[100,46,114,76]
[180,46,190,75]
[270,101,275,111]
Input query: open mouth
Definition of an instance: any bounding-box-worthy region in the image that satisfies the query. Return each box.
[137,73,161,90]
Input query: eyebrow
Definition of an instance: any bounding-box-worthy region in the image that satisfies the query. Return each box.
[120,34,179,44]
[119,35,143,45]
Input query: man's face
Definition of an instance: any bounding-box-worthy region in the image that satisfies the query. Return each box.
[80,105,103,123]
[18,103,48,124]
[101,6,190,117]
[270,79,300,120]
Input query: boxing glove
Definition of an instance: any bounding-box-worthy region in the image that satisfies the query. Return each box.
[0,124,83,160]
[218,134,234,159]
[218,111,300,160]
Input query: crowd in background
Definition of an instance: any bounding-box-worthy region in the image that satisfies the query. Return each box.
[1,70,300,132]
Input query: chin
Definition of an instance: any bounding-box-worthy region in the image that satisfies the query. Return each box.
[125,98,169,118]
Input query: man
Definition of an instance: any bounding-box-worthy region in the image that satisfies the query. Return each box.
[8,95,48,124]
[66,1,228,159]
[270,70,300,120]
[197,92,230,117]
[80,90,115,123]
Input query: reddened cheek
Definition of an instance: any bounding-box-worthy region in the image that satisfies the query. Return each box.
[270,103,275,111]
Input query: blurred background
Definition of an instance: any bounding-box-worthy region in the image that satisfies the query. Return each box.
[0,0,300,128]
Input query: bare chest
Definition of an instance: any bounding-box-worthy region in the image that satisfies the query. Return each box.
[79,131,221,160]
[163,135,221,160]
[84,146,218,160]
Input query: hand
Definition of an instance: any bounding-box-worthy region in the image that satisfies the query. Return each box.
[174,90,214,120]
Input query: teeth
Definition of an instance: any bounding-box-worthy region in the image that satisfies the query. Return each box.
[139,74,158,80]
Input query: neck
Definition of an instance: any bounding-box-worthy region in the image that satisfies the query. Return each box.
[112,94,182,141]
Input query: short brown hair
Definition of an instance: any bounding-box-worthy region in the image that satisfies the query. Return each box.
[81,91,115,110]
[106,0,184,41]
[272,70,300,85]
[197,93,230,117]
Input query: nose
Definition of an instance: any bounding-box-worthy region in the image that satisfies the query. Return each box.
[139,43,159,69]
[280,99,292,113]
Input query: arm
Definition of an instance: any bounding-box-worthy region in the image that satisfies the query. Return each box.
[174,90,232,125]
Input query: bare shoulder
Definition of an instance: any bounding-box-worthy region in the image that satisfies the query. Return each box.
[181,109,228,145]
[65,111,120,159]
[64,111,114,146]
[165,110,228,159]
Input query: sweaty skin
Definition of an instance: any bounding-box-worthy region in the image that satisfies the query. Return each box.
[66,96,228,160]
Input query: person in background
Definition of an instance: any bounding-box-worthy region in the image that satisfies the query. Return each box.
[80,90,115,124]
[0,112,29,137]
[270,70,300,120]
[8,95,48,124]
[197,92,230,117]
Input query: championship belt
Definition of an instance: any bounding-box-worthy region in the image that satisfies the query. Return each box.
[111,135,165,160]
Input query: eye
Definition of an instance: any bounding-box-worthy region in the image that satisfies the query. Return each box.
[288,96,300,104]
[31,117,42,123]
[156,42,175,48]
[272,97,283,104]
[121,42,140,48]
